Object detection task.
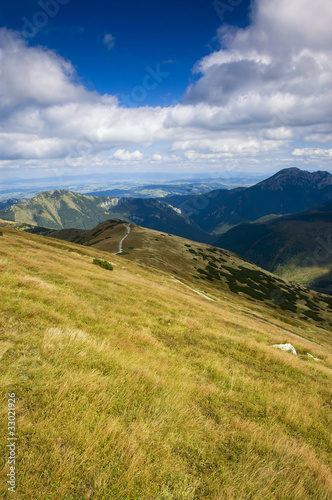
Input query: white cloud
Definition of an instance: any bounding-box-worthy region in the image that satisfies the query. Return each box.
[0,30,88,109]
[113,149,144,161]
[152,153,163,161]
[292,148,332,158]
[1,0,332,177]
[103,33,115,50]
[185,0,332,131]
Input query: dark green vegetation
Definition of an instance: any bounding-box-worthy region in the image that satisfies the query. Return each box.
[93,257,114,271]
[189,247,332,326]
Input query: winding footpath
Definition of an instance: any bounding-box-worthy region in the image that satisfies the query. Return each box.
[170,275,217,302]
[115,223,131,255]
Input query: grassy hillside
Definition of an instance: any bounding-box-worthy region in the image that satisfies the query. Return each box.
[38,219,332,335]
[0,227,332,498]
[215,202,332,295]
[0,227,332,499]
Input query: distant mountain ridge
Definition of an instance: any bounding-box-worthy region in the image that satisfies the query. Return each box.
[0,190,113,230]
[164,167,332,233]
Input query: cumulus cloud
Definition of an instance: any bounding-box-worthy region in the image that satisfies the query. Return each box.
[185,0,332,131]
[1,0,332,176]
[292,148,332,158]
[103,33,115,50]
[0,30,89,109]
[113,149,143,161]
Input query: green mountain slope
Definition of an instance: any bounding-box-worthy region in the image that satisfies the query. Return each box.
[0,227,332,499]
[215,201,332,295]
[0,190,113,229]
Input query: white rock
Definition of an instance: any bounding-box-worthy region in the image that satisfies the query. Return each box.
[272,343,297,355]
[306,353,320,361]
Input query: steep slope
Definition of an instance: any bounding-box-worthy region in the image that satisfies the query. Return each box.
[215,201,332,295]
[164,168,332,233]
[0,227,331,499]
[33,219,332,333]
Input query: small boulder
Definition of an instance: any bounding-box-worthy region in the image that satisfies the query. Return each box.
[272,343,297,355]
[306,353,320,361]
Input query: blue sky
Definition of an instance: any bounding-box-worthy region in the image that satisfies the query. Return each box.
[1,0,251,106]
[0,0,332,182]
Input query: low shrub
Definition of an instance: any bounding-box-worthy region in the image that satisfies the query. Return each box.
[93,258,113,271]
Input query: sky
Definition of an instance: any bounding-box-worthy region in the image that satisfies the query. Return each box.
[0,0,332,184]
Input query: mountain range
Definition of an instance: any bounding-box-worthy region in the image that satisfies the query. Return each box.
[0,189,211,242]
[1,167,331,294]
[164,167,332,233]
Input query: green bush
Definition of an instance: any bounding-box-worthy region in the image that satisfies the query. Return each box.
[93,258,113,271]
[0,230,3,236]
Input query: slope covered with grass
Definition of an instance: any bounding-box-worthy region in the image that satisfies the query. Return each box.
[40,219,332,335]
[0,227,331,499]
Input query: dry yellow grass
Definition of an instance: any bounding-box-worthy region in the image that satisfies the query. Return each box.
[0,227,331,499]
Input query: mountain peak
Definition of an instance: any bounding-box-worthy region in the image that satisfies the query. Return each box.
[275,167,303,176]
[258,167,332,190]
